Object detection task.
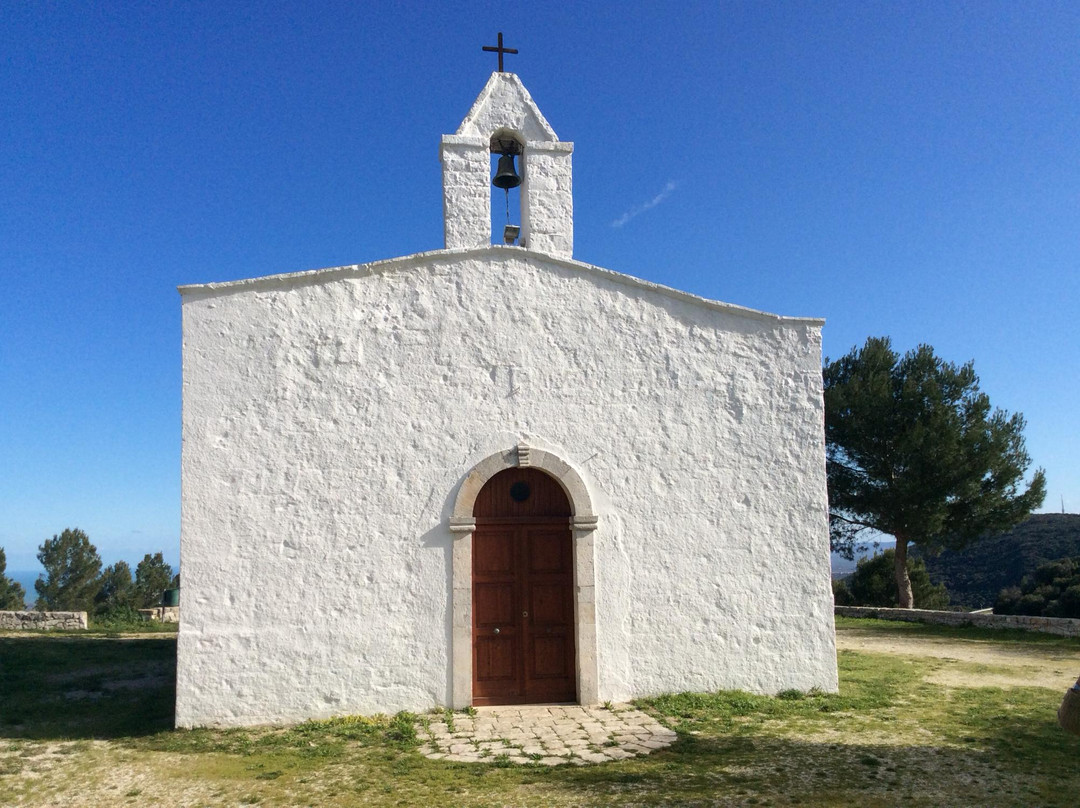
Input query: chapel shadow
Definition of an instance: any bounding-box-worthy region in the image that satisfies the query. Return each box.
[0,635,176,740]
[544,720,1080,806]
[419,519,456,706]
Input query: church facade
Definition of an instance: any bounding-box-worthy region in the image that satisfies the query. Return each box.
[176,72,837,728]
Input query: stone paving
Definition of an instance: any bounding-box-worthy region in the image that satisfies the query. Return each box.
[416,703,678,765]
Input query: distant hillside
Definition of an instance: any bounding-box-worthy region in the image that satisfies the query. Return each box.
[917,514,1080,609]
[831,540,896,578]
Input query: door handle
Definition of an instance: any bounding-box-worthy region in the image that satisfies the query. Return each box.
[522,611,528,618]
[494,627,500,634]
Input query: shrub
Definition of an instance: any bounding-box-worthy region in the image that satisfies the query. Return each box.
[994,556,1080,618]
[91,605,150,630]
[832,578,856,606]
[839,548,949,609]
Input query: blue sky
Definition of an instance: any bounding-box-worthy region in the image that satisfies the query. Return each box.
[2,1,1077,574]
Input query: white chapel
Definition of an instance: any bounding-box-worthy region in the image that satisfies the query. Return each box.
[175,69,838,728]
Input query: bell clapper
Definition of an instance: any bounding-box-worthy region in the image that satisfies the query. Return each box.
[491,137,523,244]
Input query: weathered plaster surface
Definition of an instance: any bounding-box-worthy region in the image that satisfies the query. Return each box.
[177,248,837,728]
[176,70,834,728]
[440,137,491,251]
[441,73,573,257]
[455,72,559,142]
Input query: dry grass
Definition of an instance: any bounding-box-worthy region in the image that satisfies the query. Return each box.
[836,622,1080,690]
[2,618,1079,806]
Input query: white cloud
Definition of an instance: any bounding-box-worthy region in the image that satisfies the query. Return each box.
[611,180,678,228]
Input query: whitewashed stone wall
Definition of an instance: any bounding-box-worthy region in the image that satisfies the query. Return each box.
[177,247,836,728]
[0,611,88,630]
[441,73,573,257]
[440,136,490,250]
[520,142,573,258]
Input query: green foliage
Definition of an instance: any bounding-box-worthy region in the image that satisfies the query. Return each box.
[94,561,135,615]
[90,604,151,630]
[825,337,1045,558]
[824,337,1045,606]
[834,549,949,609]
[34,528,103,612]
[0,546,28,610]
[919,513,1080,609]
[385,711,419,746]
[133,552,174,608]
[832,577,855,606]
[87,618,179,635]
[995,556,1080,618]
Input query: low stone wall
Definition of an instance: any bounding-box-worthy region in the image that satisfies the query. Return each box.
[836,606,1080,638]
[138,606,180,623]
[0,611,88,631]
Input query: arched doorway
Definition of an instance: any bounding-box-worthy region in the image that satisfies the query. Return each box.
[472,467,576,705]
[449,443,598,709]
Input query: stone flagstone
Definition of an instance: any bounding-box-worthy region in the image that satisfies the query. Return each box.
[415,704,676,765]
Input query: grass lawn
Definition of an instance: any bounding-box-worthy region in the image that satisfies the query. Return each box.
[0,617,1077,806]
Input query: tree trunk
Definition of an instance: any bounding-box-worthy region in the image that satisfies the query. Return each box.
[894,537,914,609]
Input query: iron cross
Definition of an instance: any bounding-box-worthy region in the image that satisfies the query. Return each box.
[482,32,518,72]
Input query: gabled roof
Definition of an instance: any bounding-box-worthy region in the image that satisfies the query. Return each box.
[455,72,559,143]
[177,246,824,327]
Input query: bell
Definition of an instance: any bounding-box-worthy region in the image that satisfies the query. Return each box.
[492,152,522,189]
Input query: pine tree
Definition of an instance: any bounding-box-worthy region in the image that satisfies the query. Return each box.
[94,561,135,616]
[134,552,174,608]
[824,337,1045,608]
[834,549,949,610]
[34,528,102,611]
[0,547,27,610]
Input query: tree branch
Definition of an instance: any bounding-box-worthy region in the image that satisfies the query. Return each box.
[829,513,880,531]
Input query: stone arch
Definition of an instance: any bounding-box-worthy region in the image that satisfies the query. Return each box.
[451,443,596,525]
[449,444,599,708]
[488,127,525,155]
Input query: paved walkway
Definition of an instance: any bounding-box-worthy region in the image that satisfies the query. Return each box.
[416,704,677,765]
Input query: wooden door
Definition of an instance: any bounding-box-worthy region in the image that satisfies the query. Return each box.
[472,469,576,705]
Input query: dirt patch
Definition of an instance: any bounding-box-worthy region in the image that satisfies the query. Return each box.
[46,660,171,685]
[836,627,1080,690]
